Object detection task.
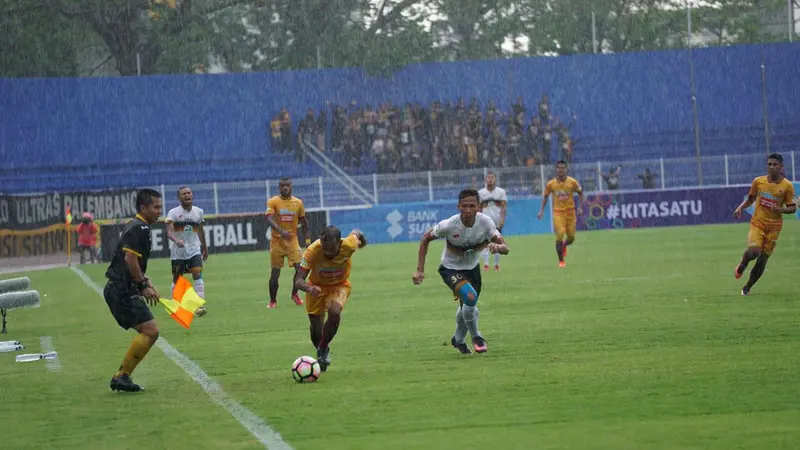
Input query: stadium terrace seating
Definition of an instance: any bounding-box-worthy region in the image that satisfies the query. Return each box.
[0,43,797,195]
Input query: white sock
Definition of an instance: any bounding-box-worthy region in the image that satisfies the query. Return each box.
[461,304,482,339]
[454,306,468,344]
[193,278,205,298]
[171,282,175,297]
[494,253,500,266]
[482,248,490,266]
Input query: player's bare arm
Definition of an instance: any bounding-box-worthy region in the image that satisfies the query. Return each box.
[294,267,321,296]
[299,215,311,246]
[124,251,158,305]
[537,193,549,220]
[265,213,292,239]
[499,200,507,227]
[196,224,208,260]
[413,230,438,285]
[771,203,797,215]
[576,187,585,215]
[487,235,510,255]
[165,222,185,247]
[734,194,757,218]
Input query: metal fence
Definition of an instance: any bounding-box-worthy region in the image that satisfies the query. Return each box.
[152,151,796,216]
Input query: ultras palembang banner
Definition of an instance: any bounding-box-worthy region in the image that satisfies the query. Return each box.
[0,189,140,231]
[576,185,755,231]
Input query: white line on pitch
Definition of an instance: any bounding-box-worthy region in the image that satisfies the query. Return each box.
[573,273,686,284]
[71,266,291,450]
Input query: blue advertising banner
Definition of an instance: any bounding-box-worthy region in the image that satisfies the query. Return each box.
[576,185,753,231]
[794,182,800,220]
[328,198,552,245]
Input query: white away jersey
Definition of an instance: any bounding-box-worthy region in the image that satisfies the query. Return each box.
[432,212,501,270]
[478,187,507,226]
[165,205,204,260]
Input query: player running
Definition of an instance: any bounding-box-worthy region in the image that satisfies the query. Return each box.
[412,188,509,355]
[537,160,584,267]
[733,153,796,296]
[265,177,310,308]
[103,189,163,392]
[294,226,367,372]
[478,172,507,271]
[165,186,208,317]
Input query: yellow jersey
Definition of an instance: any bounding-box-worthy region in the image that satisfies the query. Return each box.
[545,176,582,213]
[748,176,795,231]
[265,195,305,244]
[300,234,360,287]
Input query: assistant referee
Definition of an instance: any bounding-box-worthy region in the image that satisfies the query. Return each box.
[104,188,163,393]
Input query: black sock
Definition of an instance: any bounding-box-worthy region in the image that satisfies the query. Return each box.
[310,323,322,348]
[269,278,278,302]
[319,314,341,349]
[740,248,760,268]
[555,242,564,262]
[746,255,768,288]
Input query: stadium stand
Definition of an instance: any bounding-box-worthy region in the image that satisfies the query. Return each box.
[0,43,797,200]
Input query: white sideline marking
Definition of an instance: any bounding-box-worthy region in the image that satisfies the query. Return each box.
[39,336,61,372]
[573,273,685,284]
[71,266,291,450]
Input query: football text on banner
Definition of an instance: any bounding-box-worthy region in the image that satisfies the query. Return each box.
[576,186,752,231]
[101,214,266,262]
[327,198,553,245]
[0,189,139,231]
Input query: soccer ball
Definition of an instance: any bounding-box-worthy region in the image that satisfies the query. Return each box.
[292,356,321,383]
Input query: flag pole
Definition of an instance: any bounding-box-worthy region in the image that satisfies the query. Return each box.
[65,203,72,267]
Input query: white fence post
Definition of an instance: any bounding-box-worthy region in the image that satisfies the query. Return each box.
[373,173,379,204]
[266,180,270,199]
[596,161,603,190]
[213,182,219,215]
[540,164,547,194]
[160,184,166,202]
[318,177,324,208]
[792,151,796,181]
[660,158,665,189]
[724,154,730,186]
[427,171,434,202]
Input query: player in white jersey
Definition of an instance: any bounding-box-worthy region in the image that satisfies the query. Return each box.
[412,188,510,355]
[478,172,507,271]
[165,186,208,316]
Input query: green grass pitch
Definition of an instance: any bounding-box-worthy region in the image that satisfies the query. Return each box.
[2,223,800,450]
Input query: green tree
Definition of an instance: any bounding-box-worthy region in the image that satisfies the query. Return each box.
[56,0,250,75]
[0,3,80,77]
[430,0,527,61]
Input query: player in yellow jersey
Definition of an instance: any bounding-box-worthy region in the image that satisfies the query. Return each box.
[733,153,796,296]
[265,177,311,308]
[537,160,584,267]
[294,226,367,371]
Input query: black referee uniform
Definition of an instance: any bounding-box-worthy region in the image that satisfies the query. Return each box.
[103,214,155,330]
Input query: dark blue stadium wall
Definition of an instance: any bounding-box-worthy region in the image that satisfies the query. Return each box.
[1,43,798,193]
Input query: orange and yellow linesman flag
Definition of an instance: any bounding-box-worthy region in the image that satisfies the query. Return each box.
[158,277,206,329]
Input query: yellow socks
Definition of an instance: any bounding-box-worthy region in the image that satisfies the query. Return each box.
[115,333,154,377]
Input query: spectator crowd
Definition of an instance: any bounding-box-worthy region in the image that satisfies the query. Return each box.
[270,96,578,174]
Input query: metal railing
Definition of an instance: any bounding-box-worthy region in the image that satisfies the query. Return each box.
[155,151,796,215]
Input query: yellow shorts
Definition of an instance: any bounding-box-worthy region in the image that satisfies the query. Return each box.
[306,285,351,316]
[270,241,301,268]
[747,225,780,256]
[552,212,576,241]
